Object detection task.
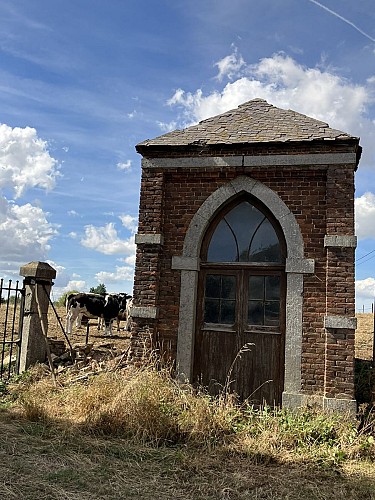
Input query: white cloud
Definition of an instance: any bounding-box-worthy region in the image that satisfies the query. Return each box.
[0,123,60,198]
[0,124,60,274]
[46,260,67,283]
[119,214,137,234]
[67,210,79,217]
[95,265,134,284]
[168,52,375,166]
[355,192,375,240]
[117,160,132,171]
[356,277,375,298]
[81,222,136,257]
[123,254,136,266]
[46,261,86,300]
[356,278,375,311]
[64,280,86,291]
[0,197,58,263]
[157,120,178,132]
[52,280,87,300]
[214,46,245,81]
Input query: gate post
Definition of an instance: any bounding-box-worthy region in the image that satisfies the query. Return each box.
[18,262,56,372]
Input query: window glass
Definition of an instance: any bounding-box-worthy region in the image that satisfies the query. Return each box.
[265,301,280,326]
[204,299,220,323]
[248,300,263,325]
[248,275,280,328]
[248,275,264,300]
[249,219,282,262]
[204,274,236,324]
[207,201,283,263]
[225,203,264,262]
[205,274,221,298]
[221,300,236,324]
[207,220,237,262]
[265,275,280,300]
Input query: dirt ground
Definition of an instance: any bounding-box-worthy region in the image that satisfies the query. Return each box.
[47,305,131,353]
[48,309,374,360]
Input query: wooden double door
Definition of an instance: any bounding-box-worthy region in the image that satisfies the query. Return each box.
[192,196,286,406]
[193,267,285,406]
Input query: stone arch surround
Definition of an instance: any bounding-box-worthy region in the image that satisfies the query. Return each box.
[171,175,315,408]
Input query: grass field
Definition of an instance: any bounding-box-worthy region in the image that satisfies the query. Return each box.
[0,410,374,499]
[0,308,374,499]
[0,362,374,499]
[356,314,374,361]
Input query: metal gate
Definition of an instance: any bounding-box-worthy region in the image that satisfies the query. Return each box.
[0,278,25,379]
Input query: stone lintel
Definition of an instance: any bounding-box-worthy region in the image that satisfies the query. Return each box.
[135,233,164,245]
[171,256,200,271]
[131,306,158,319]
[285,258,315,274]
[324,235,357,248]
[324,315,357,330]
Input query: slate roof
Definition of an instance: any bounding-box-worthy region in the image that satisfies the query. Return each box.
[136,99,358,150]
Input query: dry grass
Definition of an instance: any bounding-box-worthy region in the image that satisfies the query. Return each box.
[1,408,374,500]
[0,412,374,500]
[356,313,374,361]
[0,308,374,498]
[1,359,375,499]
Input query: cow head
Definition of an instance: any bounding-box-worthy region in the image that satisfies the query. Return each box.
[113,293,132,312]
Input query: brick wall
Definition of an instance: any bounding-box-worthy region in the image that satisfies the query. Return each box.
[131,143,357,399]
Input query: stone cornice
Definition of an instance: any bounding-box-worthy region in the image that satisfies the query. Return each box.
[142,153,357,170]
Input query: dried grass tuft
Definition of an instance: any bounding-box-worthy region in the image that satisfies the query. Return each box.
[5,356,374,464]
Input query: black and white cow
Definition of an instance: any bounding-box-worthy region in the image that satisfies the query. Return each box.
[65,292,130,336]
[115,296,133,332]
[96,294,133,332]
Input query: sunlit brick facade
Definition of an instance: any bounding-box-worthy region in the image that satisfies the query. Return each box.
[129,99,361,412]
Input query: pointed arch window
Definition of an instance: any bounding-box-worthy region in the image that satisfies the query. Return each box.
[200,199,286,328]
[207,201,284,264]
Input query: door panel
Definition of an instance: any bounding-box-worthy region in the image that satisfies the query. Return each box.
[238,332,284,404]
[193,269,285,406]
[193,329,240,395]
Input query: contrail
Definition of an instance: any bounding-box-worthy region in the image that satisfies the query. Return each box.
[308,0,375,43]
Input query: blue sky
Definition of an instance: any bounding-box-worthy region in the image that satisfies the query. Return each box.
[0,0,375,310]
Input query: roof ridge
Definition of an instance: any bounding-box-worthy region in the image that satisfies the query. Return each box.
[136,99,358,149]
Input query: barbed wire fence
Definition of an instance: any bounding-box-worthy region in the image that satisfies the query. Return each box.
[357,303,374,314]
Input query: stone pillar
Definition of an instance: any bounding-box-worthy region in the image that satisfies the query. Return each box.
[129,164,165,363]
[18,262,56,372]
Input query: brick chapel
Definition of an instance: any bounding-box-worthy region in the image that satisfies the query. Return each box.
[129,99,361,412]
